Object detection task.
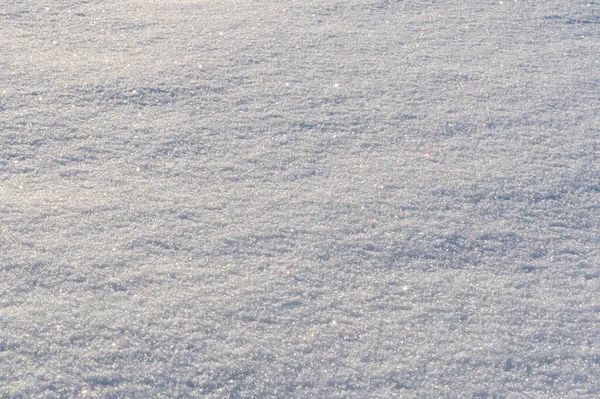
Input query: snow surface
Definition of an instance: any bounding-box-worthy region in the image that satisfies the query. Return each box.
[1,0,599,397]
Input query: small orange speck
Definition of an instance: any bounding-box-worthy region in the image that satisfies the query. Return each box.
[424,152,431,157]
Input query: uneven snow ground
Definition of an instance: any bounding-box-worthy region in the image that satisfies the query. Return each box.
[1,0,600,397]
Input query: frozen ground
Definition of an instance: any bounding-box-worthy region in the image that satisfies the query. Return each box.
[1,0,599,397]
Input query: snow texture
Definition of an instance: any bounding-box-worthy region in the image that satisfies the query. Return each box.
[1,0,599,397]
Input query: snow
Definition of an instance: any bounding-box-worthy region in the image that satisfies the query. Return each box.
[1,0,599,397]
